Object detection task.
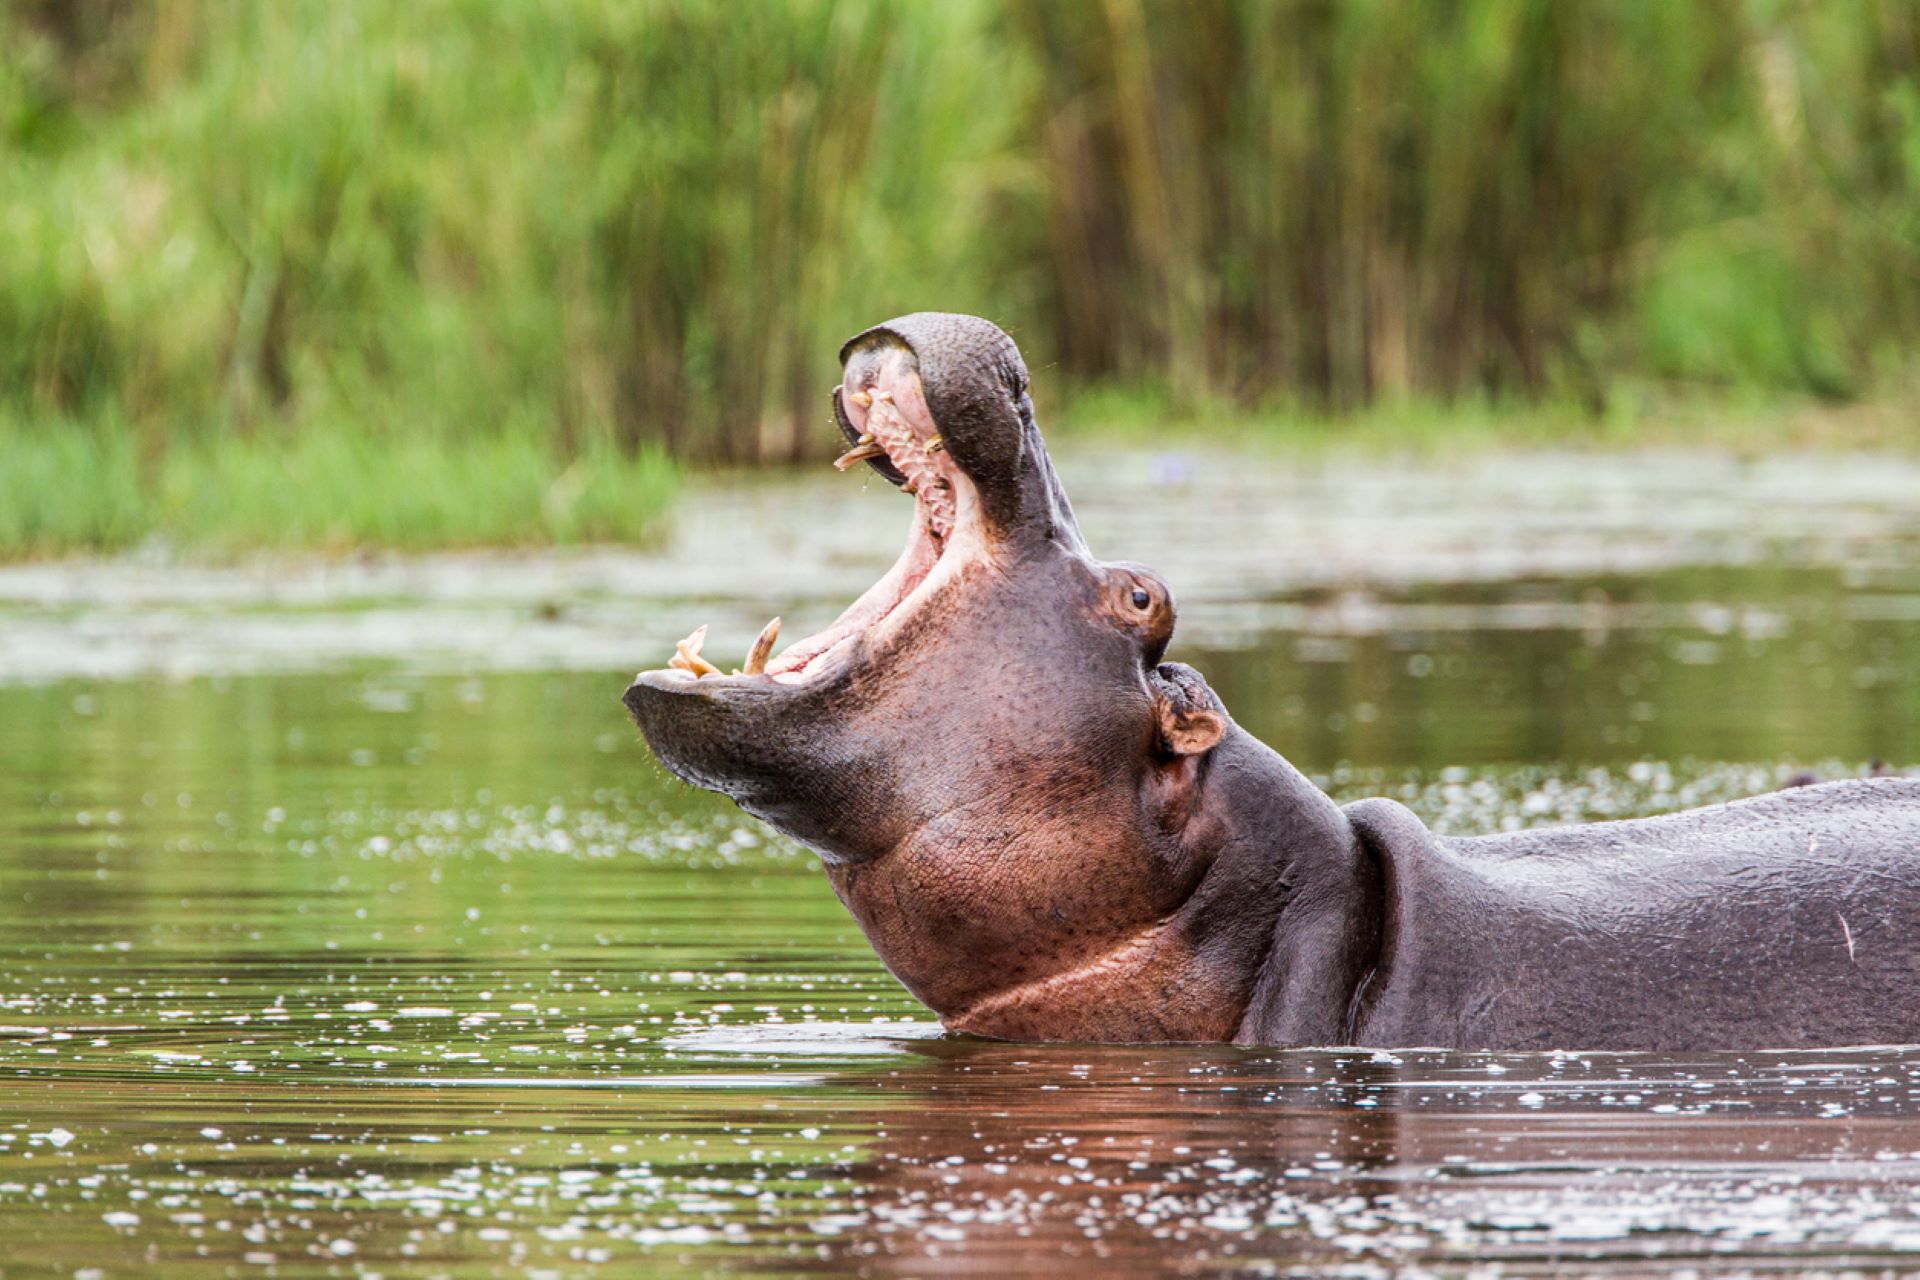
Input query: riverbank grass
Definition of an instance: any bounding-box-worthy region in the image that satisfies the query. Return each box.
[0,421,675,558]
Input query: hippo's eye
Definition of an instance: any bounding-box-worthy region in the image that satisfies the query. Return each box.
[1130,587,1152,611]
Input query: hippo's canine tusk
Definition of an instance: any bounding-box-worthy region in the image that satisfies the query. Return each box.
[833,442,888,471]
[743,617,781,676]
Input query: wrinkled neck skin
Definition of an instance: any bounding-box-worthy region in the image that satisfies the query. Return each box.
[830,710,1374,1045]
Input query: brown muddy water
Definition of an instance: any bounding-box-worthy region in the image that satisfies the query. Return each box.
[2,448,1919,1276]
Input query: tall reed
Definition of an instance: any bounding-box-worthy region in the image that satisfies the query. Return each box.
[1,0,1022,474]
[1,0,1915,519]
[1008,0,1920,409]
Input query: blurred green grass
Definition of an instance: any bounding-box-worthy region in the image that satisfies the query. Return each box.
[0,413,673,555]
[3,0,1918,557]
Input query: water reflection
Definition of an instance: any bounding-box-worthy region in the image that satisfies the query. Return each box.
[13,1029,1920,1274]
[1198,568,1920,769]
[734,1036,1920,1274]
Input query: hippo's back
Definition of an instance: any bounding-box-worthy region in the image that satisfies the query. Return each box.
[1367,779,1920,1050]
[1462,776,1920,869]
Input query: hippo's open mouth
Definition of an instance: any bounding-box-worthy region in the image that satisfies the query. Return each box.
[641,347,979,689]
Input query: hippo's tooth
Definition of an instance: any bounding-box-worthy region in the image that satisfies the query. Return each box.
[743,616,781,675]
[871,388,894,403]
[924,436,944,454]
[673,625,721,678]
[833,442,888,471]
[845,389,872,409]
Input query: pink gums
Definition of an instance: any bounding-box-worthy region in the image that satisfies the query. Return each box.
[759,357,959,680]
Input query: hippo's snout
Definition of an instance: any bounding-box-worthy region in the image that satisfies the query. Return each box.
[622,667,695,737]
[621,667,775,794]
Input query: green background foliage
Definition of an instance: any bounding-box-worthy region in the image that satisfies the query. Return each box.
[3,0,1917,553]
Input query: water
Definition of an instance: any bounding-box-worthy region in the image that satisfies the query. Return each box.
[2,448,1918,1275]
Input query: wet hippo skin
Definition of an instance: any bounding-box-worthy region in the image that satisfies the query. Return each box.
[624,313,1920,1051]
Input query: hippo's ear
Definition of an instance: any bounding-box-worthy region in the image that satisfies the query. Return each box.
[1149,663,1227,757]
[1156,697,1225,756]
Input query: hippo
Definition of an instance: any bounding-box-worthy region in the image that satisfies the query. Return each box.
[624,312,1920,1051]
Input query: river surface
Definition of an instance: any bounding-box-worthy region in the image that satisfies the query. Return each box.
[2,447,1919,1275]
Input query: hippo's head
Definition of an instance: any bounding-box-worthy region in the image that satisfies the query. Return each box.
[624,314,1367,1043]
